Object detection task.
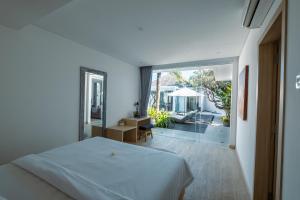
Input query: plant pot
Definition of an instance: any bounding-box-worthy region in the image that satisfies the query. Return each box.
[223,120,230,127]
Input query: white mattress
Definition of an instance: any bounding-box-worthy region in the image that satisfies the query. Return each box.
[0,137,193,200]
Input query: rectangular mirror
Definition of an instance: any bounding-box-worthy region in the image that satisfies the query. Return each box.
[79,67,107,141]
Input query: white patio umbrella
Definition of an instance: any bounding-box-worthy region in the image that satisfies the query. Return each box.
[168,88,203,113]
[168,87,202,97]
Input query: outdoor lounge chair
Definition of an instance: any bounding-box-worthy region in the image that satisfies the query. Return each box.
[170,110,197,123]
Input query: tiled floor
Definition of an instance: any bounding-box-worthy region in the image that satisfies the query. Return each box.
[138,135,250,200]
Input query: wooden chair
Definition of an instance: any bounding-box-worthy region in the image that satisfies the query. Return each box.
[139,124,154,142]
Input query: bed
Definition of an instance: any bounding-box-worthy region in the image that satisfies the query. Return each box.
[0,137,193,200]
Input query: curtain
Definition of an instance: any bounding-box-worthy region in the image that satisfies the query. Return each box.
[139,66,153,117]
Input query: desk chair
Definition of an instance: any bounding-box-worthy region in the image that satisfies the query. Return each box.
[139,124,154,142]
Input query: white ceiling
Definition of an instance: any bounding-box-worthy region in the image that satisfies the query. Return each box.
[1,0,249,66]
[0,0,71,29]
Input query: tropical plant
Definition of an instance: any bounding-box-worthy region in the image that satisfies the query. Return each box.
[221,115,230,127]
[170,71,190,87]
[148,107,157,119]
[190,69,232,125]
[147,107,174,128]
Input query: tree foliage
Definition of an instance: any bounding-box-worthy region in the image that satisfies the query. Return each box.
[189,69,231,120]
[170,71,191,87]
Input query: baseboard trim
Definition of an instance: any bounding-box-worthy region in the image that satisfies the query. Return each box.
[235,148,253,200]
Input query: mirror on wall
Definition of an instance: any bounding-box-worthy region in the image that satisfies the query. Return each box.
[79,67,107,141]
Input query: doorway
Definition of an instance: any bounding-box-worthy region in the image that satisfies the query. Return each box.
[253,3,286,200]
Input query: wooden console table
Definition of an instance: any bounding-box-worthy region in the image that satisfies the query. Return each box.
[106,125,137,143]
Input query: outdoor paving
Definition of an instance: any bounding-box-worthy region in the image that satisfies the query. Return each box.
[171,122,208,133]
[153,116,230,146]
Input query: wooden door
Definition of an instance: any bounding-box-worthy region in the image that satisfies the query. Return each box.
[253,7,286,199]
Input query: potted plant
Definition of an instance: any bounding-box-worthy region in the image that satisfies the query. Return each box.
[221,114,230,127]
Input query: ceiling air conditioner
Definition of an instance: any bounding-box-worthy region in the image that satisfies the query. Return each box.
[242,0,275,28]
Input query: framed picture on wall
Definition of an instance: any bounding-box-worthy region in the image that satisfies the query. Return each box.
[238,65,249,120]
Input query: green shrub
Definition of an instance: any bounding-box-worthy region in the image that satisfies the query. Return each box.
[148,107,157,119]
[147,107,173,128]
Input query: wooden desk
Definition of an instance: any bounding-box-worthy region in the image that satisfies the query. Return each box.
[106,125,137,143]
[123,117,151,141]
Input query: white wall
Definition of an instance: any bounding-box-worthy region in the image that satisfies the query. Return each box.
[236,0,282,197]
[202,96,225,114]
[282,0,300,199]
[0,25,139,164]
[229,58,239,146]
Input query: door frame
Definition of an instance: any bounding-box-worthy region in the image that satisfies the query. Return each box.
[253,1,287,200]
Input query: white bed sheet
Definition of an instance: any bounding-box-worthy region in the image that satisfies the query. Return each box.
[0,164,72,200]
[1,137,193,200]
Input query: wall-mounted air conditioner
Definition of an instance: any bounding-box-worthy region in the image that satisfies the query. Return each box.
[242,0,275,28]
